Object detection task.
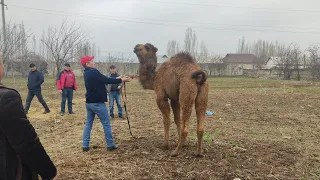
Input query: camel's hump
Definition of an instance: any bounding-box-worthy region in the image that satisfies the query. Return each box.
[171,52,195,64]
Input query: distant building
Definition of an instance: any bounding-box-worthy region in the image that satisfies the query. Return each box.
[263,57,281,69]
[263,56,306,70]
[222,53,258,75]
[157,54,169,63]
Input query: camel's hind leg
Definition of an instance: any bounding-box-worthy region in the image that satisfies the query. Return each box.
[171,85,197,157]
[195,83,209,157]
[170,100,181,141]
[156,95,171,150]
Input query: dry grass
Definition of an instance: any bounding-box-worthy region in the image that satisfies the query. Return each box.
[2,77,320,180]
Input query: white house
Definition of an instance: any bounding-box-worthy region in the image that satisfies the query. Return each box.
[263,57,281,69]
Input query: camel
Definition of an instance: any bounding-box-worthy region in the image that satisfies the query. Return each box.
[133,43,209,157]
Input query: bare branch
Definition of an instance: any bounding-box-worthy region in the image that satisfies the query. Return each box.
[41,20,88,75]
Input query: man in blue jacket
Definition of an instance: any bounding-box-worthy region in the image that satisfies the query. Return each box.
[24,63,50,114]
[81,56,131,152]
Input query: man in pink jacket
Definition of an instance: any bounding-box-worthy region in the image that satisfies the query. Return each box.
[56,63,78,116]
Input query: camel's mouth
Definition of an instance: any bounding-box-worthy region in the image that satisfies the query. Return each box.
[133,47,142,54]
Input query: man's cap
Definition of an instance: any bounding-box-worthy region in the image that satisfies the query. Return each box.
[29,63,36,68]
[110,64,116,69]
[80,56,94,66]
[64,63,70,67]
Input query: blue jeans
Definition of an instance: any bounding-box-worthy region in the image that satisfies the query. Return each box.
[82,103,116,148]
[61,88,73,113]
[109,91,123,117]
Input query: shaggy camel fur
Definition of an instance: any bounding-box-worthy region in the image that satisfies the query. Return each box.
[133,43,209,157]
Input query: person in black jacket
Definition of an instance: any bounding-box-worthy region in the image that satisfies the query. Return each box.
[24,63,50,114]
[0,57,57,180]
[107,65,123,119]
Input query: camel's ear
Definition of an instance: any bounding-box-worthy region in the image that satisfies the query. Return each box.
[146,43,158,53]
[152,46,158,53]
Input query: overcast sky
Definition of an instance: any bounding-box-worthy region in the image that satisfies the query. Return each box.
[6,0,320,58]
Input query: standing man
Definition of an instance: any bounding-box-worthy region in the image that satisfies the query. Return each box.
[56,63,78,116]
[0,57,57,180]
[107,65,123,119]
[81,56,131,152]
[24,63,50,114]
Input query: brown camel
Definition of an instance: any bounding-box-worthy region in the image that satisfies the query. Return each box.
[133,43,209,157]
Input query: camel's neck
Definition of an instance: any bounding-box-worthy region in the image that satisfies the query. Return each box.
[138,56,157,90]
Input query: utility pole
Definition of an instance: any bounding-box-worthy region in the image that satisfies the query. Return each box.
[303,54,306,69]
[1,0,6,56]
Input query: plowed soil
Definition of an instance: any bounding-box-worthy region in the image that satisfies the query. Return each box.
[3,77,320,180]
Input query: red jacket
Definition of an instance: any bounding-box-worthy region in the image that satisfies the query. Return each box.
[56,70,78,90]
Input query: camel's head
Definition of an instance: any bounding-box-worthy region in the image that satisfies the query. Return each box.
[133,43,158,62]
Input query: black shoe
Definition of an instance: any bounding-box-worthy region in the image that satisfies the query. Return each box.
[107,145,118,151]
[60,112,65,116]
[82,147,90,152]
[42,110,50,114]
[69,112,76,115]
[119,115,124,119]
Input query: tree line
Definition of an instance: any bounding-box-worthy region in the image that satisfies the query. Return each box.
[2,20,320,81]
[237,37,320,80]
[0,19,98,77]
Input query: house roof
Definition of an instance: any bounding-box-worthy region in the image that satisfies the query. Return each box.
[222,54,258,64]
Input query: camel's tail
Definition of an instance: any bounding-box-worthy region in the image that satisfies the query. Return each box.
[192,70,207,85]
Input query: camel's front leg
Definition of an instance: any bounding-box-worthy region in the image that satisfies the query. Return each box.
[156,96,171,150]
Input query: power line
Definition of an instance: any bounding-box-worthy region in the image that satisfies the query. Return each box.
[135,0,320,13]
[8,4,320,35]
[10,4,317,31]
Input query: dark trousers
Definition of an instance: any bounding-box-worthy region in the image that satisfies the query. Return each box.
[24,89,50,112]
[61,88,74,113]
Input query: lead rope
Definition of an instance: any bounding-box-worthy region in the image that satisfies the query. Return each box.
[123,82,133,137]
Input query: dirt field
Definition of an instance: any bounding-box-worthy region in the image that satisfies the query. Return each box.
[2,77,320,180]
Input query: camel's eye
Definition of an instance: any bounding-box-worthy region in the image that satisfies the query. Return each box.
[145,45,151,51]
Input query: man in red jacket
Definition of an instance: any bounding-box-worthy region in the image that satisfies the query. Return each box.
[56,63,78,116]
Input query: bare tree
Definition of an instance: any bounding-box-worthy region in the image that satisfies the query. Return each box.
[176,43,180,53]
[196,41,208,63]
[12,53,48,77]
[307,44,320,80]
[276,43,302,80]
[167,40,177,57]
[0,22,32,77]
[41,19,88,76]
[0,22,31,65]
[92,43,97,57]
[237,36,247,53]
[166,40,181,57]
[184,27,198,56]
[72,41,93,75]
[32,35,36,53]
[122,53,136,75]
[237,37,286,69]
